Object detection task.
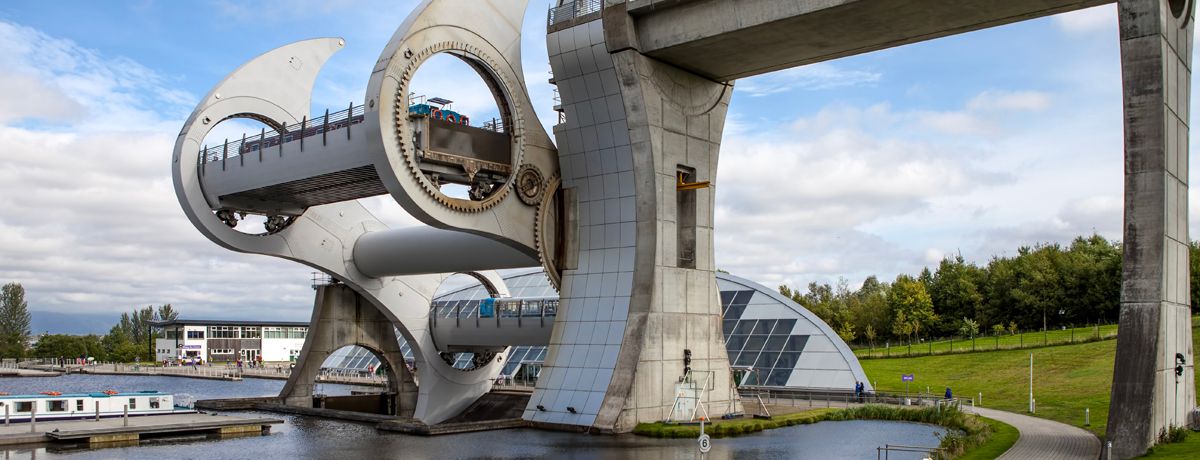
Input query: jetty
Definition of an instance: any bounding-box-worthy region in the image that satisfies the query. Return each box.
[0,413,281,446]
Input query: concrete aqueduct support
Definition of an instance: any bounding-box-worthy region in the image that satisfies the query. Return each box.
[1109,0,1198,457]
[280,284,418,416]
[528,6,740,431]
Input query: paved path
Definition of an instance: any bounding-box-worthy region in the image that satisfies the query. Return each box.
[970,407,1101,460]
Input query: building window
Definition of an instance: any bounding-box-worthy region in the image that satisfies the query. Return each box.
[76,399,84,411]
[187,330,204,339]
[263,327,284,339]
[209,326,238,339]
[47,400,66,412]
[241,327,260,339]
[128,398,137,410]
[287,327,307,339]
[15,401,32,412]
[149,397,161,409]
[210,348,234,355]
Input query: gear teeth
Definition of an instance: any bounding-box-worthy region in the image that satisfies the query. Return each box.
[391,41,524,213]
[534,174,563,291]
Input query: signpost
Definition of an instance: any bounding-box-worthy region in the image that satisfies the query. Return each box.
[902,374,914,404]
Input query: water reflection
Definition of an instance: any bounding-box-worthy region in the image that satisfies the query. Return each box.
[0,376,945,459]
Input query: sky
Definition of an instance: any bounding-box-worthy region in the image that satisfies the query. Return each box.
[0,1,1190,333]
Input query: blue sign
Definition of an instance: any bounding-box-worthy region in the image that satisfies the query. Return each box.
[901,374,914,382]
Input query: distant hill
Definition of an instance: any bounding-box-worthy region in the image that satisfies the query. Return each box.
[30,311,118,335]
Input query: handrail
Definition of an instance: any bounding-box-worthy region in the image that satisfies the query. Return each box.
[548,0,602,26]
[200,104,366,164]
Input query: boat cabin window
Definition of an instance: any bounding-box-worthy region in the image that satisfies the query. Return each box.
[47,400,67,412]
[76,400,84,411]
[149,397,161,409]
[15,401,32,412]
[128,398,137,409]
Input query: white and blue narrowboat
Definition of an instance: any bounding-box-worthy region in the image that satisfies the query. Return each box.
[0,391,190,422]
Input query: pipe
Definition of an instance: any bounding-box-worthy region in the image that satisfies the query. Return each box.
[353,226,538,277]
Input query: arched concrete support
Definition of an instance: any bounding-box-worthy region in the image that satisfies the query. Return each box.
[1109,1,1197,457]
[528,10,739,432]
[172,38,510,426]
[281,283,417,416]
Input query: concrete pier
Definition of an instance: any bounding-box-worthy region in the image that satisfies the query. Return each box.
[0,413,281,446]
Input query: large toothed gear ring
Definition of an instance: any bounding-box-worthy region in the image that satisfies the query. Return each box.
[534,174,562,290]
[393,41,524,213]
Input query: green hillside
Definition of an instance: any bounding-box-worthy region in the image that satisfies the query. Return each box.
[859,316,1199,437]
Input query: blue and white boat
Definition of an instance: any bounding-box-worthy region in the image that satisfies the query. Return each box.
[0,391,192,422]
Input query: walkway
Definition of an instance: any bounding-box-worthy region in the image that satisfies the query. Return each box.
[970,407,1101,460]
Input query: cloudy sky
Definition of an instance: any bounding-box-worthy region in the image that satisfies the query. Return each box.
[0,2,1190,333]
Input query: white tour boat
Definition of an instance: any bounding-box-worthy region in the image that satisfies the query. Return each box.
[0,390,191,423]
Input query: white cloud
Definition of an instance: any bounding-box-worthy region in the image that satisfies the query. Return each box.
[738,62,881,97]
[0,20,318,324]
[968,90,1051,112]
[1055,4,1117,34]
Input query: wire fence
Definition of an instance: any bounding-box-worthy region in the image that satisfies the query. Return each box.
[853,323,1120,359]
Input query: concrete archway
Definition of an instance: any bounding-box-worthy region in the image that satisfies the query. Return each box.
[280,284,418,416]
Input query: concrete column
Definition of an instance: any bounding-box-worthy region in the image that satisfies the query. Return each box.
[1109,0,1196,457]
[530,7,738,432]
[279,284,418,417]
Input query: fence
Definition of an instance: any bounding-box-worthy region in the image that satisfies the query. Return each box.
[548,0,602,26]
[854,323,1120,359]
[200,103,366,164]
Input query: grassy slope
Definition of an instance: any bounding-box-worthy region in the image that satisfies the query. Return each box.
[1141,431,1200,458]
[859,316,1199,437]
[855,323,1120,359]
[958,417,1019,460]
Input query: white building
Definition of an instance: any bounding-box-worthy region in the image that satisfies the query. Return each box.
[152,319,308,364]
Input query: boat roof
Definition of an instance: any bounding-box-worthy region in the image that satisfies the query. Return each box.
[0,391,169,400]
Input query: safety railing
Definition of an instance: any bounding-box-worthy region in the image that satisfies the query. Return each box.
[200,103,366,164]
[548,0,602,26]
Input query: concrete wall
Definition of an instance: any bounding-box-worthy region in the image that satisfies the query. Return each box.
[1108,1,1197,458]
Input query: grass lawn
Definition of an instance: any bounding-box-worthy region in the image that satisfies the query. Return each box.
[1140,431,1200,458]
[958,417,1019,460]
[855,323,1119,359]
[859,316,1199,437]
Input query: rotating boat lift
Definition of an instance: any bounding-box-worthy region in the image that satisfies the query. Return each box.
[175,1,1196,453]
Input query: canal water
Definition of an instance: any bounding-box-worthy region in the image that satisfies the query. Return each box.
[0,375,947,459]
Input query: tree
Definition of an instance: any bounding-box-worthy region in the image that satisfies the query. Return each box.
[156,304,179,322]
[836,320,856,343]
[889,275,937,342]
[959,317,979,338]
[864,324,877,348]
[928,256,984,336]
[0,283,32,359]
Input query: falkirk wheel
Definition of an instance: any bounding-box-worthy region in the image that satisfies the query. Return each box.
[173,0,1195,455]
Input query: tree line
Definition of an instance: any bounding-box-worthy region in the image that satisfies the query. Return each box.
[779,234,1198,347]
[0,283,179,362]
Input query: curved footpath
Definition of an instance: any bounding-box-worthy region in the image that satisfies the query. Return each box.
[969,407,1101,460]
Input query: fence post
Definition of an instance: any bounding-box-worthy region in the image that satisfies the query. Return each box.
[259,127,265,162]
[4,404,8,425]
[95,401,100,421]
[222,138,228,171]
[322,108,329,146]
[347,102,354,140]
[240,133,246,166]
[123,404,129,427]
[300,116,307,152]
[30,404,36,433]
